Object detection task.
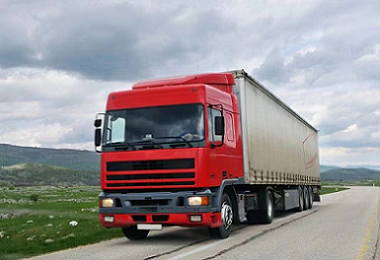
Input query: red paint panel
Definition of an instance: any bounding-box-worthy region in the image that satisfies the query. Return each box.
[101,73,244,190]
[107,84,206,111]
[133,73,235,90]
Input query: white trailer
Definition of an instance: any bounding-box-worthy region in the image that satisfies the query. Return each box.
[233,70,320,186]
[230,70,320,224]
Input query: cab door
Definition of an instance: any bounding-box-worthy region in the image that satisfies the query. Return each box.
[207,106,228,186]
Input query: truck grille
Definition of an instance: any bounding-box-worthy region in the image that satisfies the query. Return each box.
[107,159,194,171]
[107,172,194,180]
[105,159,195,189]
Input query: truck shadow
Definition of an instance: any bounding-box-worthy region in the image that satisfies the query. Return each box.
[113,227,210,246]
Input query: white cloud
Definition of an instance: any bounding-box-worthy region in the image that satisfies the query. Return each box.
[0,123,71,148]
[0,0,379,167]
[0,68,132,148]
[320,147,380,167]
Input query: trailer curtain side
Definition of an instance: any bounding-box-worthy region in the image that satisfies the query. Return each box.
[232,70,320,186]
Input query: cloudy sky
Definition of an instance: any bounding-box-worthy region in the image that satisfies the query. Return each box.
[0,0,379,168]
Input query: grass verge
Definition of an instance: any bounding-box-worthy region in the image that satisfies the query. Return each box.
[320,186,350,195]
[0,186,123,260]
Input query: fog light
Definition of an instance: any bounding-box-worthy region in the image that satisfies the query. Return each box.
[190,215,202,222]
[188,196,209,206]
[100,198,114,208]
[104,216,114,223]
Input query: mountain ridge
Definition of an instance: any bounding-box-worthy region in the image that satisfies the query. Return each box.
[1,143,379,185]
[0,143,99,172]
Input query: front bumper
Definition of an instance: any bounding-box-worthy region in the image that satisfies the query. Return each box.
[100,212,222,228]
[99,189,220,228]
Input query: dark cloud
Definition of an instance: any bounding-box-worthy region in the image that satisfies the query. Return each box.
[0,1,237,81]
[0,0,379,166]
[252,50,289,84]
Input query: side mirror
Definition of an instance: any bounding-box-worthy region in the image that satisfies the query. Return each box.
[95,129,101,147]
[94,119,102,128]
[211,116,225,149]
[214,116,225,136]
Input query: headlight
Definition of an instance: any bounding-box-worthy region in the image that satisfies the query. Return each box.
[100,198,114,208]
[188,196,209,206]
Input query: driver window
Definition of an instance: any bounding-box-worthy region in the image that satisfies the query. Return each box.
[107,116,126,143]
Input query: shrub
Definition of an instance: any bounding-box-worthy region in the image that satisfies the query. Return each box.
[30,194,39,202]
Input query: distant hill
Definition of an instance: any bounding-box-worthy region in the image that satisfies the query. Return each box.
[320,165,340,172]
[349,165,380,172]
[0,144,100,172]
[321,168,380,181]
[1,143,379,185]
[0,163,99,186]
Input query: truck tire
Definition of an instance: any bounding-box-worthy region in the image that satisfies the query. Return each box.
[257,190,274,224]
[303,186,309,210]
[122,226,149,240]
[308,186,313,209]
[209,193,233,239]
[297,186,304,212]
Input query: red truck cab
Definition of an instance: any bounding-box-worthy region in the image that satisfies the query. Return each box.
[95,73,243,239]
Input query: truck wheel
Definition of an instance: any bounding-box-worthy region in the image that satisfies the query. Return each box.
[258,190,274,224]
[303,186,309,210]
[209,193,233,239]
[308,186,313,209]
[297,186,304,212]
[122,226,149,240]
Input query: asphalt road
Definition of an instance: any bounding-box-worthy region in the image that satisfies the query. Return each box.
[29,186,380,260]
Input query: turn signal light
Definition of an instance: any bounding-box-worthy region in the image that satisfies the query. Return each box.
[188,196,209,206]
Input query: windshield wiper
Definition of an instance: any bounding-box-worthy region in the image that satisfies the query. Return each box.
[130,140,164,149]
[105,142,137,150]
[153,136,193,147]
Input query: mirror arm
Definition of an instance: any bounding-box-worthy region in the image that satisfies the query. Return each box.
[210,134,224,149]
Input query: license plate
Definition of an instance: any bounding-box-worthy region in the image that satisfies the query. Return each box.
[137,224,162,230]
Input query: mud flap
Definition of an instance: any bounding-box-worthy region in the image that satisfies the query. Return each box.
[313,193,321,202]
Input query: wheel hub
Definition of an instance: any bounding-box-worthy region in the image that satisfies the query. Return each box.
[221,201,233,229]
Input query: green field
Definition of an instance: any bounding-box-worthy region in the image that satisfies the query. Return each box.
[0,184,356,259]
[0,186,123,260]
[319,186,350,195]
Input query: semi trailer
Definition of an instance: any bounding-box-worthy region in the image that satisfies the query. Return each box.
[94,69,320,240]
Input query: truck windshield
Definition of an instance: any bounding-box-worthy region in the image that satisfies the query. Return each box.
[103,104,205,149]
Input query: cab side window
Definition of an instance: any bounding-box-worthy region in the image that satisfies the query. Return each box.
[226,112,234,142]
[208,107,222,142]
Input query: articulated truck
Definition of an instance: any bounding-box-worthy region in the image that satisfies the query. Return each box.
[94,69,320,240]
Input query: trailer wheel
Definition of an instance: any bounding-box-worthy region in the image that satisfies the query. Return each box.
[297,186,304,212]
[303,186,309,210]
[308,186,313,209]
[209,193,233,239]
[258,190,274,224]
[122,226,149,240]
